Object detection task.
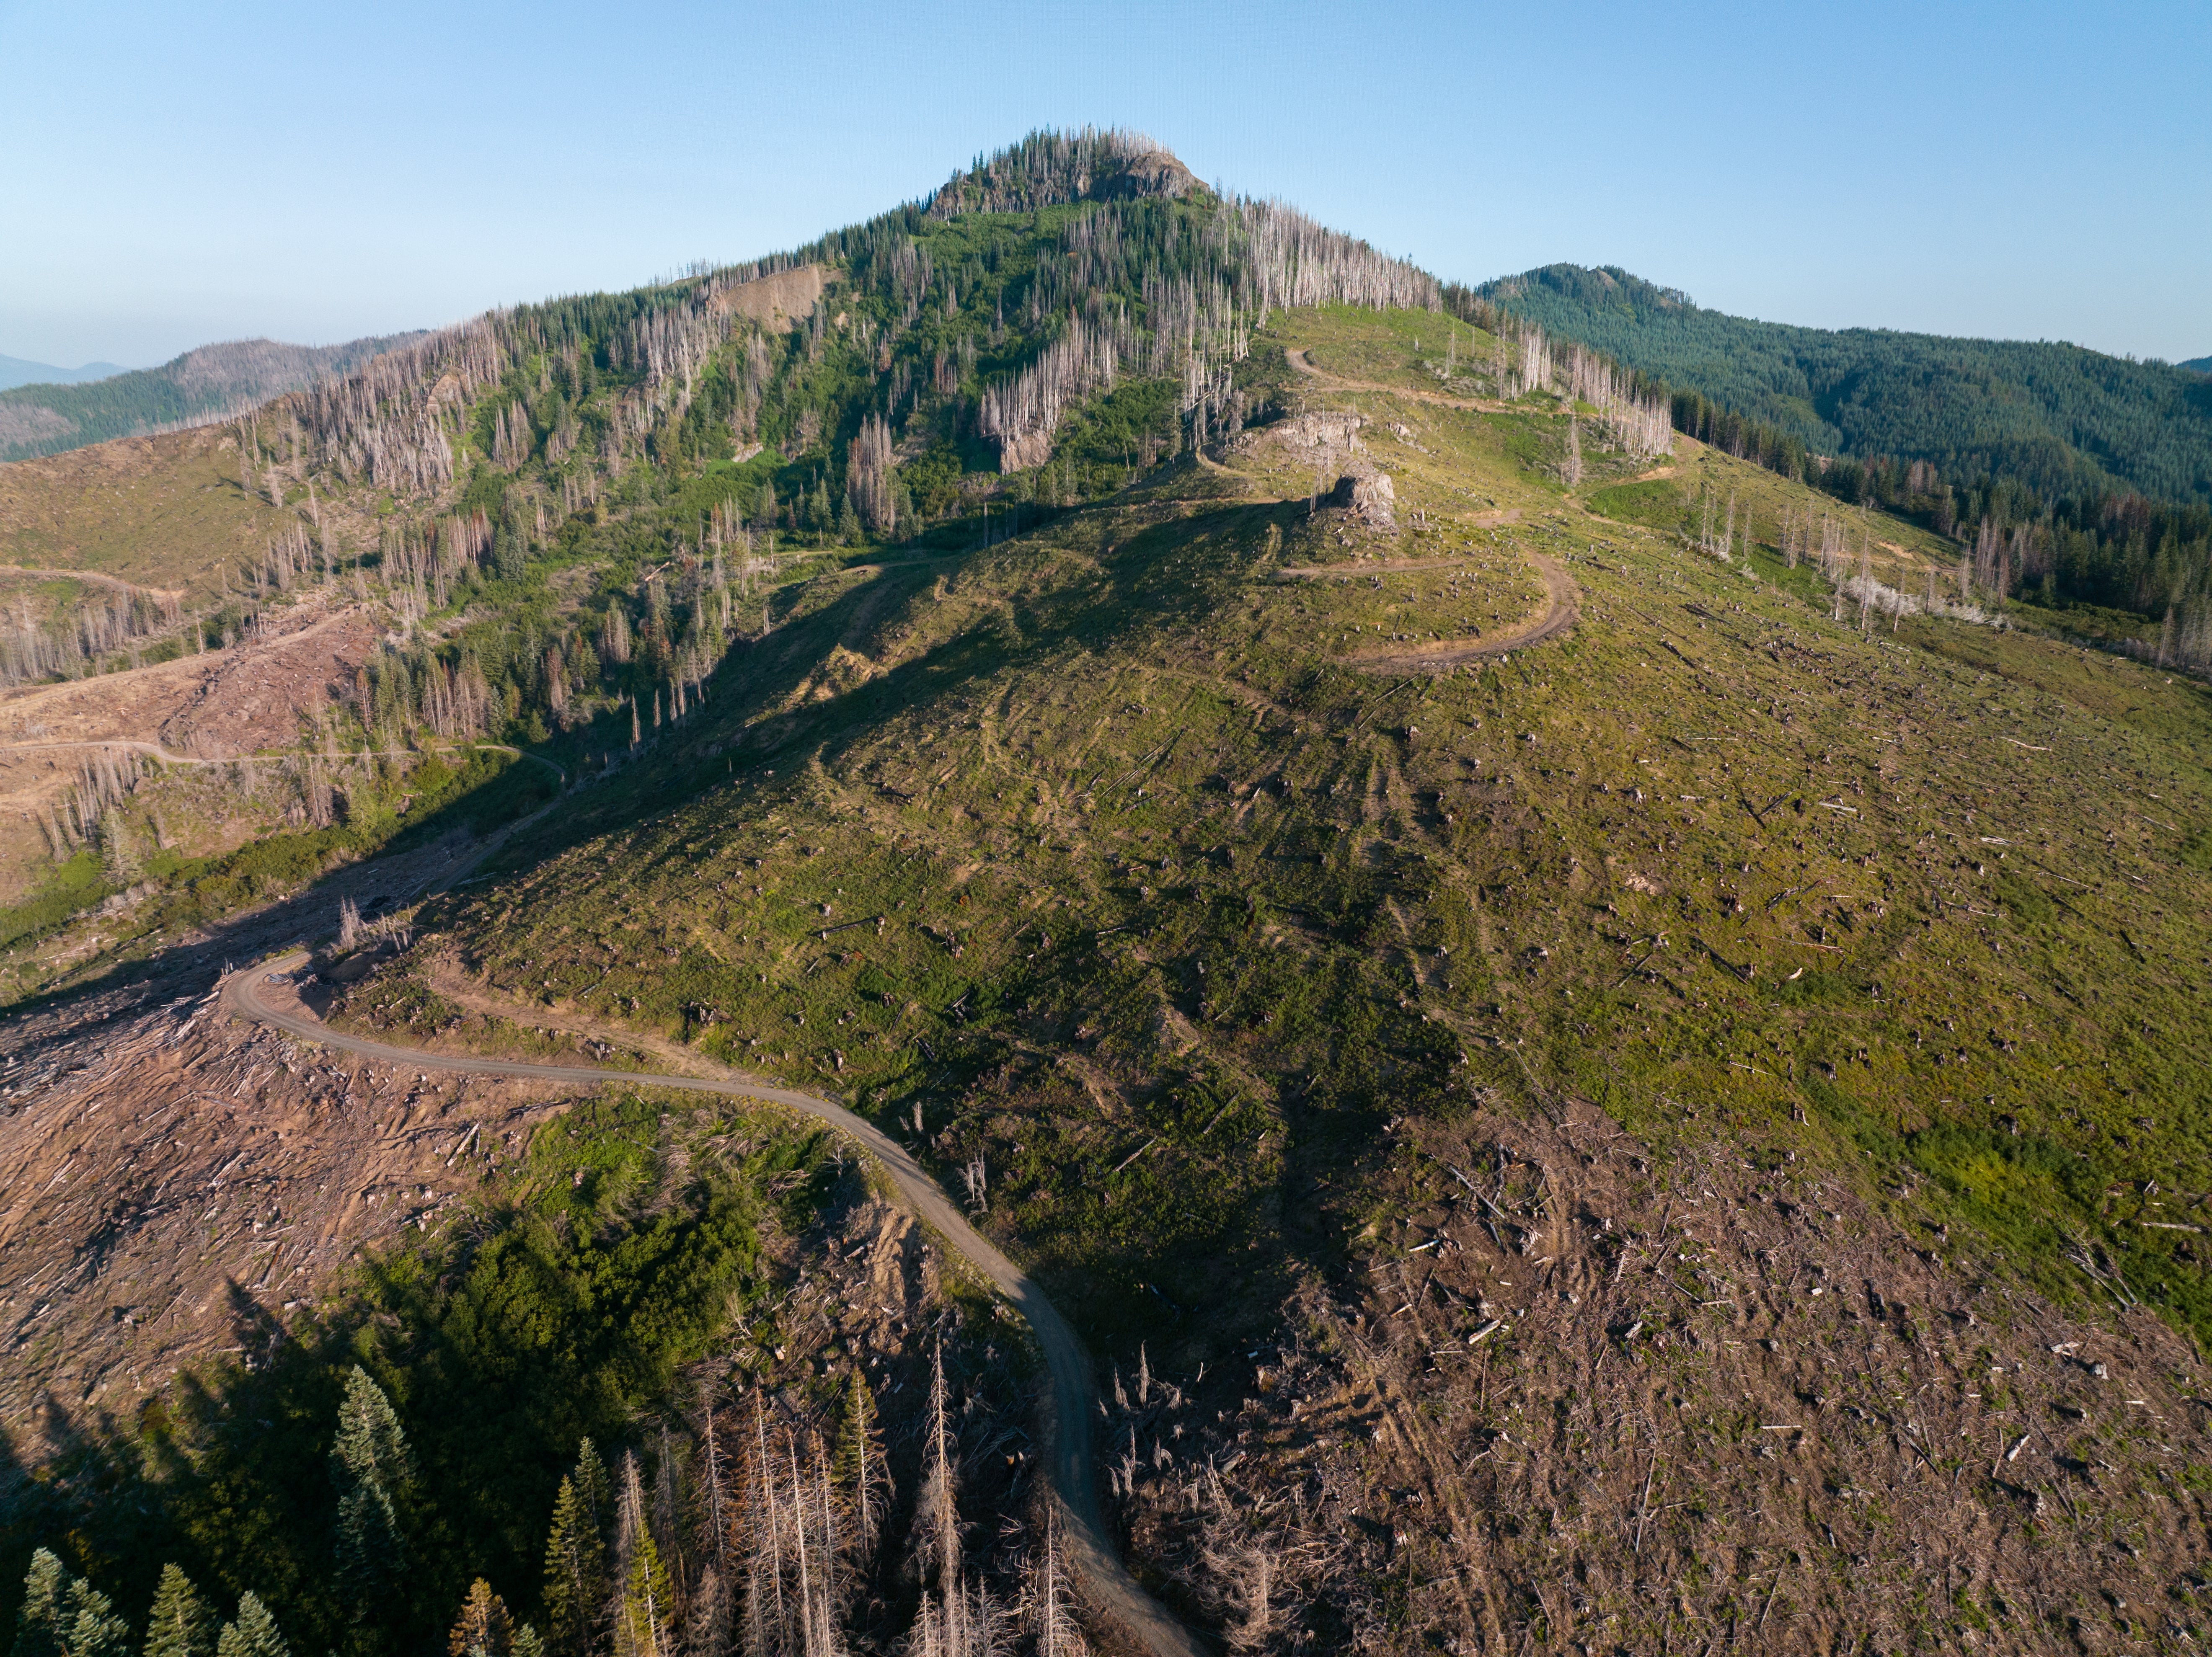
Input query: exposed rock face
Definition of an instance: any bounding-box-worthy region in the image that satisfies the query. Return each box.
[708,263,830,333]
[1097,147,1201,202]
[928,130,1204,218]
[997,430,1055,472]
[1327,467,1396,528]
[1274,410,1365,452]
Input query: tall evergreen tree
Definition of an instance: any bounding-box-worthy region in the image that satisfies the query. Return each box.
[13,1549,132,1657]
[212,1598,285,1657]
[142,1567,213,1657]
[331,1365,412,1617]
[13,1550,70,1657]
[573,1439,612,1533]
[541,1474,607,1657]
[69,1587,130,1657]
[492,497,530,582]
[835,1371,887,1560]
[611,1456,672,1657]
[447,1582,514,1657]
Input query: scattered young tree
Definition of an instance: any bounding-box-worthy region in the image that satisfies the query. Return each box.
[142,1566,214,1657]
[212,1596,286,1657]
[12,1550,131,1657]
[331,1366,413,1618]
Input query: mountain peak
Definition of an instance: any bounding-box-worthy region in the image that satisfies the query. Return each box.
[928,126,1202,218]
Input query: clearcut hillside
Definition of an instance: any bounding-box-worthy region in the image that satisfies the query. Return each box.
[5,131,2211,1657]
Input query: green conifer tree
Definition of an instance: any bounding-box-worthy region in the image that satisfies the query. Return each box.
[212,1596,285,1657]
[493,498,530,582]
[572,1439,612,1532]
[142,1567,212,1657]
[331,1366,412,1617]
[540,1475,606,1657]
[12,1550,131,1657]
[612,1532,671,1657]
[13,1551,70,1657]
[64,1583,131,1657]
[835,1371,886,1557]
[611,1456,671,1657]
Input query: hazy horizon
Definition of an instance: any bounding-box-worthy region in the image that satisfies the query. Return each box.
[3,0,2205,369]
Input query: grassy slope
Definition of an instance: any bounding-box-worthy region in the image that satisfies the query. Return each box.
[0,421,292,600]
[341,304,2211,1384]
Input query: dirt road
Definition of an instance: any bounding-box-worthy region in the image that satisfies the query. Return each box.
[1277,348,1581,671]
[1285,345,1509,414]
[227,960,1208,1657]
[1338,548,1580,674]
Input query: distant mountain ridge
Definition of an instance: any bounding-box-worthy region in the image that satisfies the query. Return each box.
[1478,264,2212,507]
[0,333,427,464]
[2184,356,2212,375]
[0,354,130,392]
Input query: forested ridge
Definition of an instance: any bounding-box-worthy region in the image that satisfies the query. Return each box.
[1479,264,2212,506]
[0,336,426,465]
[37,129,1431,775]
[1475,264,2212,640]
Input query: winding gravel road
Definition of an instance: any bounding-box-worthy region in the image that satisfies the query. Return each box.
[227,958,1207,1657]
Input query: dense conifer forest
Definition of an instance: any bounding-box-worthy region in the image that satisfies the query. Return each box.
[1476,264,2212,634]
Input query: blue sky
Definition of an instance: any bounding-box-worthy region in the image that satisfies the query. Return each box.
[2,0,2206,369]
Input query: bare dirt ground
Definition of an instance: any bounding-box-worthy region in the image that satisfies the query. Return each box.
[1104,1096,2212,1653]
[709,264,831,331]
[1287,347,1512,416]
[0,973,583,1465]
[0,595,381,898]
[0,815,555,1466]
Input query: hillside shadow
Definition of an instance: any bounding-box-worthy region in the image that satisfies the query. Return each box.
[5,752,560,1025]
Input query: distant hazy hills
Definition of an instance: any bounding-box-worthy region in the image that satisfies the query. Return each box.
[2184,356,2212,375]
[0,354,131,391]
[0,333,427,464]
[1480,265,2212,507]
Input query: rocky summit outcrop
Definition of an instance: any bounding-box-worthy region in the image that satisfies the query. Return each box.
[928,127,1203,218]
[1326,465,1396,527]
